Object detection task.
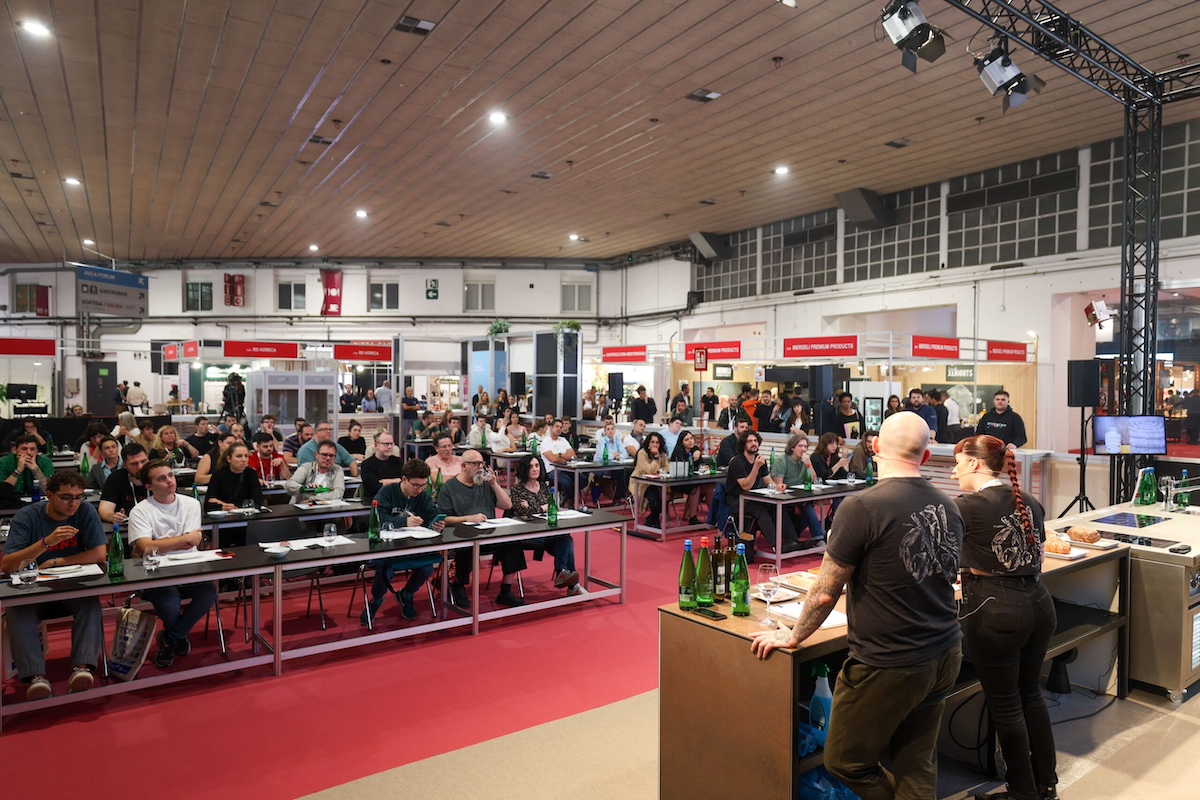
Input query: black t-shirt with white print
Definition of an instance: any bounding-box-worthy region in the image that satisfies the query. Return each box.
[825,477,963,668]
[954,483,1045,577]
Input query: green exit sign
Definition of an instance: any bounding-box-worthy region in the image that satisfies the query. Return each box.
[425,288,438,300]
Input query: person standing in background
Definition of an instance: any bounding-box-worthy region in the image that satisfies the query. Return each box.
[374,379,394,413]
[399,386,420,442]
[630,385,657,424]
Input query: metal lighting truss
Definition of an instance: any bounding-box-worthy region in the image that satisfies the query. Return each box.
[940,0,1200,502]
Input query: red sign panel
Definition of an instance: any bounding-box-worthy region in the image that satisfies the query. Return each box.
[783,335,859,359]
[911,335,960,359]
[602,346,648,363]
[0,338,56,357]
[693,348,708,371]
[183,341,200,358]
[333,343,392,362]
[223,274,245,307]
[685,341,741,360]
[321,269,342,316]
[986,340,1028,362]
[34,286,50,317]
[163,344,179,360]
[223,341,300,359]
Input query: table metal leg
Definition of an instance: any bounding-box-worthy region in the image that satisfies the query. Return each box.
[620,521,627,604]
[273,565,283,676]
[775,504,783,574]
[583,530,591,590]
[471,543,481,636]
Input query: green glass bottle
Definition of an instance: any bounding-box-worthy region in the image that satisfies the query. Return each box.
[730,543,751,616]
[1179,469,1191,509]
[769,448,776,471]
[433,468,444,501]
[80,453,90,478]
[521,432,528,451]
[108,523,125,578]
[547,487,559,528]
[1134,467,1157,506]
[709,454,717,472]
[678,539,697,610]
[864,456,875,485]
[695,535,714,607]
[802,464,813,491]
[712,531,728,603]
[368,500,382,542]
[602,446,610,465]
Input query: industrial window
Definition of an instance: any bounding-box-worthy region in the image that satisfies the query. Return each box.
[561,282,593,313]
[464,281,495,312]
[694,229,756,301]
[12,283,44,314]
[278,281,306,311]
[763,209,839,293]
[845,185,941,282]
[369,282,401,310]
[184,282,213,312]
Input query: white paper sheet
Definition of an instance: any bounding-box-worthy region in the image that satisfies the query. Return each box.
[258,535,356,550]
[472,518,527,529]
[10,563,105,585]
[766,601,848,629]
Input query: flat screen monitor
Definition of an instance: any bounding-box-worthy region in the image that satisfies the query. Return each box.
[5,383,38,401]
[1093,415,1167,456]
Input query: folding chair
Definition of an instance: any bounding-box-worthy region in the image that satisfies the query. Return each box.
[347,557,440,631]
[242,516,329,631]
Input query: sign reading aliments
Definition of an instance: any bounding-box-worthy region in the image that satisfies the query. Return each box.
[426,278,438,300]
[75,266,149,317]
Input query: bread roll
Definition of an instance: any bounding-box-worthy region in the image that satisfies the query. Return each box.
[1067,526,1101,543]
[1045,537,1072,554]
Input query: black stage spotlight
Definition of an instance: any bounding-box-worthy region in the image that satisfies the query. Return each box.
[881,0,946,73]
[975,36,1046,112]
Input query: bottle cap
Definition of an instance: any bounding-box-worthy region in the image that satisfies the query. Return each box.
[684,539,692,548]
[700,536,708,547]
[736,543,745,554]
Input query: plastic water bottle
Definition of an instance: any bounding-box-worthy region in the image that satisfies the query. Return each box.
[809,662,833,746]
[31,481,41,503]
[1179,469,1190,509]
[678,540,696,610]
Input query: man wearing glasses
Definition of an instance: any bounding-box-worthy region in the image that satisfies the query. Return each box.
[424,432,463,480]
[128,460,216,670]
[361,460,445,625]
[360,432,403,503]
[285,442,346,503]
[296,422,360,477]
[1,472,107,700]
[438,449,526,610]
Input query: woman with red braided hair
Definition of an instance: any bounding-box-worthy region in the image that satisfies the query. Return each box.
[952,435,1058,800]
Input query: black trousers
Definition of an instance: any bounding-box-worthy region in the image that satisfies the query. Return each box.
[453,543,526,585]
[961,574,1058,799]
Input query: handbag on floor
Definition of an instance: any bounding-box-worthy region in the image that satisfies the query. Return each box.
[108,601,157,682]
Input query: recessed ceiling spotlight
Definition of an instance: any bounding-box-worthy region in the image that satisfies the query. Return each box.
[568,234,580,241]
[64,177,81,186]
[309,244,319,252]
[489,111,507,125]
[774,166,789,175]
[1173,292,1180,297]
[21,21,51,36]
[83,238,94,245]
[355,209,368,218]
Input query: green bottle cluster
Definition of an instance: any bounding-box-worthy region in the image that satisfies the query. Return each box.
[1134,467,1158,506]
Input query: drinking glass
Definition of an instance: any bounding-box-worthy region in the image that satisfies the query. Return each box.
[847,472,856,482]
[323,523,338,545]
[242,499,256,513]
[17,558,39,589]
[143,548,160,572]
[756,563,780,627]
[382,521,397,539]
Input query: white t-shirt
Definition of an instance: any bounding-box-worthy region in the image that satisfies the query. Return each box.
[622,433,644,457]
[943,396,961,426]
[538,435,572,474]
[128,494,203,551]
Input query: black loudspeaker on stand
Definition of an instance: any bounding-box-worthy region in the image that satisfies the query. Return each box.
[1059,360,1101,517]
[1059,406,1096,518]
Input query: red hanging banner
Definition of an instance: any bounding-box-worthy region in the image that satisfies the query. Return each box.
[986,341,1028,362]
[223,341,301,359]
[684,340,741,360]
[321,270,343,316]
[333,343,392,361]
[163,344,179,360]
[0,338,56,357]
[911,335,960,359]
[782,335,859,359]
[602,346,648,363]
[183,341,200,358]
[34,286,51,317]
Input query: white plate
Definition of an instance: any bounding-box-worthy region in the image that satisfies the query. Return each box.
[403,528,440,539]
[207,511,228,518]
[824,479,848,485]
[264,546,289,558]
[39,564,82,576]
[1045,547,1087,561]
[753,586,799,602]
[1058,535,1117,550]
[165,552,204,562]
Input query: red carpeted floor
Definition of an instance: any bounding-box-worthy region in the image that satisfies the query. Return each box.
[1,528,819,798]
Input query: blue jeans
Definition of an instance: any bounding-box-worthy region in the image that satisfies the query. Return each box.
[790,502,826,542]
[553,470,575,501]
[371,558,438,601]
[526,535,576,574]
[141,582,219,642]
[7,598,103,679]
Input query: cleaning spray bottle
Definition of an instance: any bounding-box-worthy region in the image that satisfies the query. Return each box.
[809,662,833,746]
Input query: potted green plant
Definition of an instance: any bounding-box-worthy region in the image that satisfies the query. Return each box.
[554,320,581,353]
[486,318,510,339]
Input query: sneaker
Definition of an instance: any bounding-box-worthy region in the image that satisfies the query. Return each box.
[1039,786,1058,800]
[155,632,175,669]
[688,516,702,526]
[781,541,802,553]
[68,666,94,692]
[553,569,579,588]
[359,595,385,627]
[975,790,1036,800]
[395,589,417,621]
[567,583,588,596]
[645,514,661,528]
[172,635,191,657]
[450,582,471,613]
[496,589,526,607]
[26,675,52,701]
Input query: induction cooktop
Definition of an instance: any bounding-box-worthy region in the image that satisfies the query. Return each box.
[1091,512,1169,529]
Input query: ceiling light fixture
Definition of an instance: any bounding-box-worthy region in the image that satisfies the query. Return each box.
[489,111,507,125]
[309,244,319,252]
[83,238,94,245]
[64,177,81,186]
[1027,330,1038,339]
[881,1,945,73]
[21,21,51,36]
[975,36,1046,113]
[776,0,798,7]
[774,166,789,175]
[355,209,368,218]
[568,234,580,241]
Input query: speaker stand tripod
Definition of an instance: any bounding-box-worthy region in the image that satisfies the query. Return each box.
[1059,407,1096,518]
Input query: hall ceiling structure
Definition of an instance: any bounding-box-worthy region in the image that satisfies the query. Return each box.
[0,0,1196,265]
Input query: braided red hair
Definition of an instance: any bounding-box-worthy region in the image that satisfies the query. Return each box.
[955,434,1034,542]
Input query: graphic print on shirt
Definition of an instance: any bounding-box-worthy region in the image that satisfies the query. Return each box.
[899,503,960,583]
[990,508,1041,571]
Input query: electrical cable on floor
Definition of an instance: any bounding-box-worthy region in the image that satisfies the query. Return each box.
[1051,696,1116,725]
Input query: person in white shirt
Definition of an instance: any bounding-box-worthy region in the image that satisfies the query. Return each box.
[539,419,576,502]
[660,418,685,458]
[590,420,629,505]
[127,460,216,670]
[623,418,647,457]
[286,442,347,503]
[943,392,961,426]
[375,379,394,414]
[466,417,491,449]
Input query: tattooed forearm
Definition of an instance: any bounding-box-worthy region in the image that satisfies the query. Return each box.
[789,554,852,642]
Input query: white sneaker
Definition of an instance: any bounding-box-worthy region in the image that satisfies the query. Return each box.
[567,583,588,596]
[26,675,52,701]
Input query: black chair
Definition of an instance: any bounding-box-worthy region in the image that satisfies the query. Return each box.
[242,517,329,631]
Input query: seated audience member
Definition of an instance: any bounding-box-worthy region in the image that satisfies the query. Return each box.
[2,435,54,496]
[4,418,49,454]
[629,433,670,528]
[112,411,138,446]
[194,433,237,486]
[338,420,368,460]
[538,418,577,502]
[509,454,585,596]
[623,418,648,457]
[669,430,710,526]
[413,411,436,438]
[77,422,108,468]
[445,416,466,446]
[1,472,107,700]
[425,432,463,481]
[848,430,879,476]
[282,423,313,465]
[150,425,199,463]
[361,459,445,625]
[297,422,359,477]
[811,433,850,482]
[98,444,151,524]
[248,432,291,483]
[228,422,246,442]
[69,404,85,416]
[726,430,800,552]
[438,449,526,610]
[466,416,492,449]
[769,434,825,545]
[660,417,685,456]
[128,460,217,669]
[590,420,629,504]
[360,431,403,502]
[503,409,527,442]
[133,419,158,450]
[86,436,121,493]
[528,419,549,446]
[256,414,285,448]
[206,442,264,510]
[716,419,750,468]
[216,413,237,435]
[185,416,219,454]
[286,441,346,503]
